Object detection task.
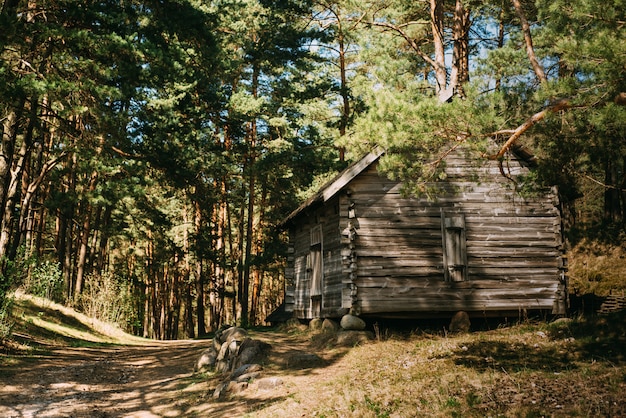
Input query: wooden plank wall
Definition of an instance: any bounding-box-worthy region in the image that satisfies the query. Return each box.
[289,201,345,318]
[349,150,565,316]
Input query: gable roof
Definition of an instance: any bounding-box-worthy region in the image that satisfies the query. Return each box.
[281,147,384,226]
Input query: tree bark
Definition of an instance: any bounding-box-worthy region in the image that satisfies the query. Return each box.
[450,0,470,98]
[194,198,206,337]
[430,0,448,101]
[512,0,547,84]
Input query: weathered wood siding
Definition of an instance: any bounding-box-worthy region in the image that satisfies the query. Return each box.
[288,199,345,318]
[348,150,565,317]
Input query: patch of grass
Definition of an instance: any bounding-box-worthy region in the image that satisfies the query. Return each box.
[568,238,626,297]
[252,318,626,418]
[2,291,148,354]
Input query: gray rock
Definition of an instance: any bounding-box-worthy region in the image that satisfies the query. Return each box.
[340,314,366,330]
[234,371,262,383]
[449,311,471,333]
[220,327,248,345]
[194,347,217,372]
[231,338,271,371]
[216,341,229,361]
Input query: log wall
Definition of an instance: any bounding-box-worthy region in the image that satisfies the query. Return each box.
[286,148,567,320]
[348,151,566,317]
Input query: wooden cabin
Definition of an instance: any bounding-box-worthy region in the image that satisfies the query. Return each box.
[281,147,568,321]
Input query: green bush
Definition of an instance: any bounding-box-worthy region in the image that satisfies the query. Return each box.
[27,261,65,303]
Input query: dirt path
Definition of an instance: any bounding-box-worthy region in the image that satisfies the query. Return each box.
[0,340,212,417]
[0,330,347,418]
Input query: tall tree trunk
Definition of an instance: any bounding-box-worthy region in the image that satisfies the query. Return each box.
[241,165,254,327]
[250,181,267,325]
[336,13,349,162]
[512,0,547,84]
[0,101,26,266]
[194,198,206,337]
[450,0,470,98]
[430,0,448,101]
[604,159,621,224]
[74,169,98,297]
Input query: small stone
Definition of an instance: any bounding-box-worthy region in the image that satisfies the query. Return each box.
[552,317,573,325]
[226,380,248,394]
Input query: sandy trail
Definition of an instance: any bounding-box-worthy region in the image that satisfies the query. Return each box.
[0,340,210,418]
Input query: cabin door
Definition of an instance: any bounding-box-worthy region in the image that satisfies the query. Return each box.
[309,225,323,317]
[441,211,468,282]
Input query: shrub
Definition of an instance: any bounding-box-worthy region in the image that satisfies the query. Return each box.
[76,273,138,332]
[0,294,13,343]
[26,261,65,303]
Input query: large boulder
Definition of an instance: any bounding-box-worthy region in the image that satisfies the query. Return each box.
[220,326,248,345]
[231,338,271,371]
[340,314,366,331]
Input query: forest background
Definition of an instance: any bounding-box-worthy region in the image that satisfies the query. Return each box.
[0,0,624,340]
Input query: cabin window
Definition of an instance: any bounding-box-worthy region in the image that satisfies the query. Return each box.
[441,212,468,282]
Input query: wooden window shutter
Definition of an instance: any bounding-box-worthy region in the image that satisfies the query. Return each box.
[310,225,322,246]
[441,211,468,282]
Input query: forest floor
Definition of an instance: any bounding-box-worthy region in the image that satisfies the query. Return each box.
[2,292,626,417]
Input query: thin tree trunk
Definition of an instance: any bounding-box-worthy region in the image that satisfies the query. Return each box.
[495,6,505,91]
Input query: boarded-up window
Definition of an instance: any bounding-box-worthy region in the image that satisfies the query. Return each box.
[441,212,468,282]
[309,245,322,296]
[309,225,323,297]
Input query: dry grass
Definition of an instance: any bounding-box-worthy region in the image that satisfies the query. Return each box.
[3,291,148,353]
[3,289,626,417]
[251,316,626,418]
[568,237,626,297]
